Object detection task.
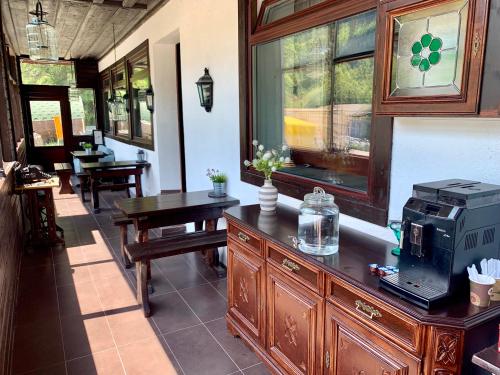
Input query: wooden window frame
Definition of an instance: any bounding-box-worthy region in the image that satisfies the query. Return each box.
[374,0,489,116]
[99,40,154,151]
[239,0,393,226]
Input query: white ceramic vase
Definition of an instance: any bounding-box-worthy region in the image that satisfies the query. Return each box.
[85,148,91,155]
[259,179,278,211]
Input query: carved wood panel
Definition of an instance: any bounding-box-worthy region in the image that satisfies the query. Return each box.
[424,327,464,375]
[267,265,324,375]
[227,240,266,345]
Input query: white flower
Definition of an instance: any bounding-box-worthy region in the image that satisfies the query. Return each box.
[282,145,288,151]
[243,160,251,167]
[256,151,262,158]
[268,161,274,167]
[252,159,258,165]
[262,152,272,161]
[285,157,291,163]
[279,157,284,162]
[271,166,277,172]
[271,149,277,156]
[252,140,259,146]
[258,145,264,151]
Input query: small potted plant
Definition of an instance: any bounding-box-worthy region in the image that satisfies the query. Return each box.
[82,142,93,155]
[207,169,227,197]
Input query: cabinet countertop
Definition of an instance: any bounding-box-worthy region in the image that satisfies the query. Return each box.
[224,204,500,328]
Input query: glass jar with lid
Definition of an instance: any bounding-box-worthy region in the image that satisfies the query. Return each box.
[298,187,339,255]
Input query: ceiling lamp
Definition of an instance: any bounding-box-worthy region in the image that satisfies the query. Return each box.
[26,0,58,61]
[107,24,128,121]
[68,52,80,102]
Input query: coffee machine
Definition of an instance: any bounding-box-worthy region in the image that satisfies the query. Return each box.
[380,179,500,309]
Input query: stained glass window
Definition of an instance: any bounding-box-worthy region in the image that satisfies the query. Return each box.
[390,0,469,97]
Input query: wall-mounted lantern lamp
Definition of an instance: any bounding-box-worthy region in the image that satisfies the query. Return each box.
[145,88,154,112]
[196,68,213,112]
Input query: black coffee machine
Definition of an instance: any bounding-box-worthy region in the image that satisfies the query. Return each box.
[380,179,500,309]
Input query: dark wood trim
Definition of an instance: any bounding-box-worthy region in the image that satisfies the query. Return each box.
[99,40,155,150]
[374,0,489,115]
[176,43,186,192]
[240,0,392,226]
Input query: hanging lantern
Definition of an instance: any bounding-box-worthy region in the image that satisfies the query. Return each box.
[196,68,213,112]
[108,91,127,121]
[145,88,154,112]
[26,0,58,61]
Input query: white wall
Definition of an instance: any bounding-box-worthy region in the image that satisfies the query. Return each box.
[98,0,500,244]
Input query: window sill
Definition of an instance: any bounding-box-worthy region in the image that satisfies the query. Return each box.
[103,132,154,151]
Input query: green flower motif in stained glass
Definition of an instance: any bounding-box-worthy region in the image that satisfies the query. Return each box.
[410,33,443,72]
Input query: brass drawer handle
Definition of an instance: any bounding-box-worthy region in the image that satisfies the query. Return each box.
[355,300,382,320]
[238,232,250,242]
[281,258,300,272]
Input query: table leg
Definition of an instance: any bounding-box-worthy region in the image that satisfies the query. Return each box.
[120,225,131,269]
[205,218,226,278]
[195,221,204,231]
[137,260,151,317]
[135,173,143,197]
[90,176,100,213]
[59,171,74,194]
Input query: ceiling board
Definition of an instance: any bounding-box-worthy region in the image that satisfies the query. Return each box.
[2,0,164,59]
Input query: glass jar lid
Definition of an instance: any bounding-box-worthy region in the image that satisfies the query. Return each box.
[303,187,334,205]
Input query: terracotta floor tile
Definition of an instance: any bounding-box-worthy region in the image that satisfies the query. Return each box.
[22,362,67,375]
[150,292,200,334]
[54,261,92,286]
[206,318,261,369]
[12,318,64,374]
[58,281,103,318]
[60,313,115,360]
[94,275,137,311]
[66,348,125,375]
[164,325,238,375]
[82,244,114,263]
[118,337,178,375]
[53,245,86,265]
[179,283,227,322]
[88,259,124,280]
[106,309,158,346]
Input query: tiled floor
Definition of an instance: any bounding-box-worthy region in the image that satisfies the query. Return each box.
[12,187,271,375]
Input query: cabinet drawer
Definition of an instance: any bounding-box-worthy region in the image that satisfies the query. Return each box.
[227,222,262,256]
[327,276,422,354]
[266,242,324,295]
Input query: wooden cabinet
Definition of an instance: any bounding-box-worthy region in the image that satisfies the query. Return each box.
[375,0,489,115]
[227,239,266,345]
[224,205,500,375]
[267,265,324,375]
[325,302,421,375]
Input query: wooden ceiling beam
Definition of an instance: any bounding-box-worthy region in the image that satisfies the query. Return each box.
[76,0,147,9]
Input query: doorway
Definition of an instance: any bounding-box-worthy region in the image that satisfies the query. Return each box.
[176,43,187,192]
[23,86,73,170]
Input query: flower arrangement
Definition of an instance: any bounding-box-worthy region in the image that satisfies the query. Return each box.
[244,140,290,180]
[206,169,227,183]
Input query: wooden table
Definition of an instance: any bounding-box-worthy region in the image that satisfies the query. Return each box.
[81,161,150,213]
[70,150,107,163]
[15,177,64,246]
[115,190,240,272]
[473,345,500,374]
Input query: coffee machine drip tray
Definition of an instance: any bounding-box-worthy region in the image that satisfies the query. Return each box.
[380,272,448,309]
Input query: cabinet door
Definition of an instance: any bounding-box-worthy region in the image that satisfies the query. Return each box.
[267,265,324,375]
[325,302,421,375]
[375,0,489,115]
[227,240,266,345]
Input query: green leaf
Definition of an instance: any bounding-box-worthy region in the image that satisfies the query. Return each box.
[411,55,422,67]
[428,51,441,65]
[429,37,443,52]
[419,58,430,72]
[411,42,422,55]
[421,33,432,48]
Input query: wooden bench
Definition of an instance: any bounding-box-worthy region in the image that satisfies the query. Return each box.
[125,229,228,317]
[112,214,134,268]
[53,163,74,194]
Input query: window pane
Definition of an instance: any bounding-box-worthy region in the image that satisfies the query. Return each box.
[263,0,326,25]
[335,10,376,58]
[30,100,64,147]
[130,57,152,141]
[70,88,97,136]
[21,60,75,86]
[253,10,375,192]
[111,65,129,137]
[390,0,468,97]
